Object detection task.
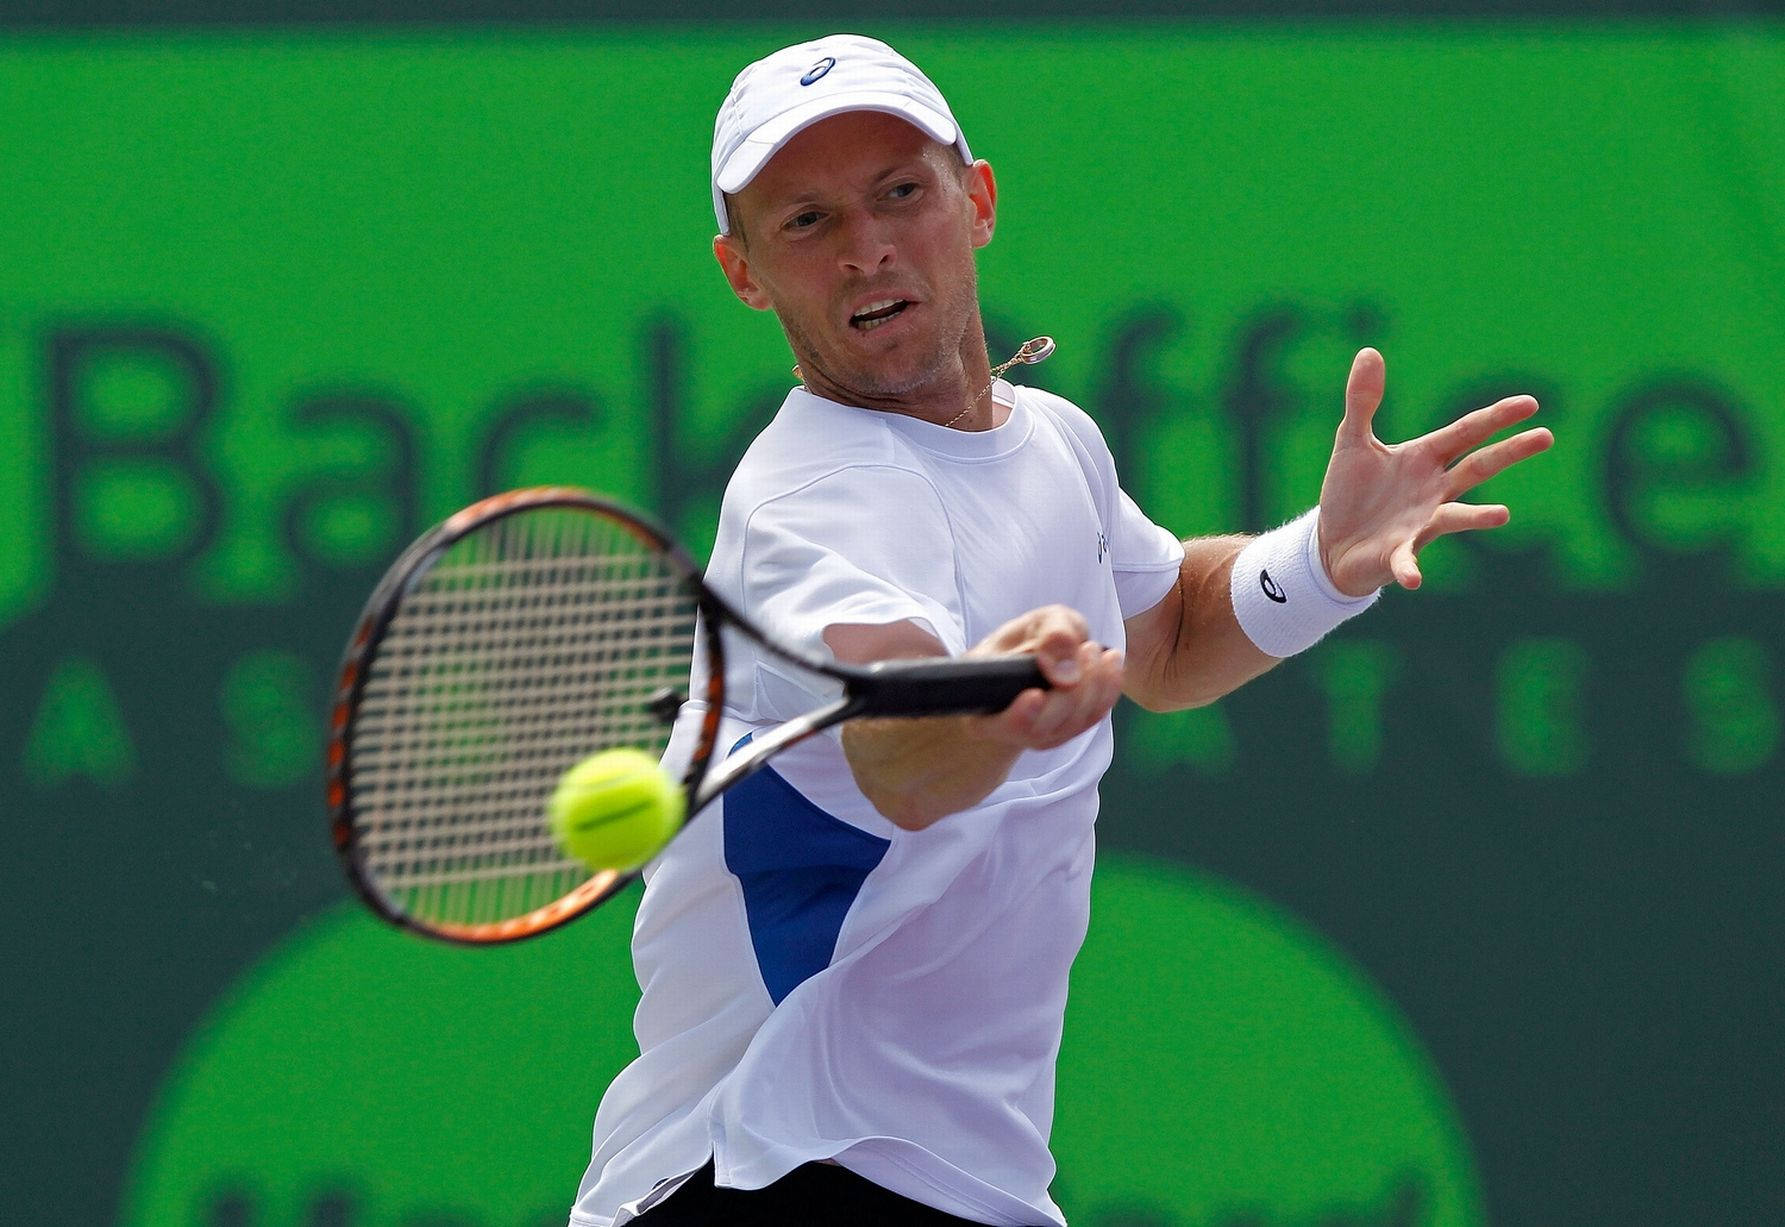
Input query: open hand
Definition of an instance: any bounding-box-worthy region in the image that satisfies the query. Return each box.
[1317,348,1553,595]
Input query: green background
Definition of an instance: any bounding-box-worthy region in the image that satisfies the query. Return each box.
[2,20,1780,1226]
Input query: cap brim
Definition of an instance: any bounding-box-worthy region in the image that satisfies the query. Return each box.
[715,90,961,195]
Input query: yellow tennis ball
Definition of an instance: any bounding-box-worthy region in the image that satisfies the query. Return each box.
[548,747,685,873]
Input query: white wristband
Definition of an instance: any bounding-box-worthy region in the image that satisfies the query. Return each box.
[1230,507,1379,658]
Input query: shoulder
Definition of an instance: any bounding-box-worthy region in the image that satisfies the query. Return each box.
[716,391,952,551]
[1019,386,1118,471]
[727,389,912,505]
[1017,384,1121,496]
[1020,386,1108,444]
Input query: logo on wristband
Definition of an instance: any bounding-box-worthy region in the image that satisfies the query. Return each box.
[1260,569,1287,603]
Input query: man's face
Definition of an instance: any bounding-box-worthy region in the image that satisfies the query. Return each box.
[714,111,996,407]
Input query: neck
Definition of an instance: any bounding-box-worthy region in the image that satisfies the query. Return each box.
[939,374,1006,432]
[792,316,996,429]
[933,334,1057,430]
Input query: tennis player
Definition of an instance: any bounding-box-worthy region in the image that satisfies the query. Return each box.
[569,33,1550,1227]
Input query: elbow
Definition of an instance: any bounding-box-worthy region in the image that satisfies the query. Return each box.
[865,784,953,831]
[838,721,1004,831]
[1125,647,1237,713]
[1124,683,1221,715]
[1123,676,1192,714]
[1123,647,1187,713]
[856,768,992,831]
[1125,686,1175,714]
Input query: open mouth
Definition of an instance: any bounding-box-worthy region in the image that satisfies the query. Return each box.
[849,299,911,331]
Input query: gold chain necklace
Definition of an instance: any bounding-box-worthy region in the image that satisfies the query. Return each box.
[940,336,1057,430]
[791,335,1057,430]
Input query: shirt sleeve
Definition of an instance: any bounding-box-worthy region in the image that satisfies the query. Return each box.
[1108,486,1185,619]
[739,465,969,662]
[1026,387,1184,619]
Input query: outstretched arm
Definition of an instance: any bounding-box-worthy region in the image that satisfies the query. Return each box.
[1124,347,1553,711]
[1121,535,1275,711]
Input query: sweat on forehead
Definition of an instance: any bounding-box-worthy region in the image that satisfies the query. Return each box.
[710,33,973,235]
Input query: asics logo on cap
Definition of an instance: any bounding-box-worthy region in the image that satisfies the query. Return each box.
[712,36,973,234]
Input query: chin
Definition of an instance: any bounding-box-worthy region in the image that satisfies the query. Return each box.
[848,344,957,399]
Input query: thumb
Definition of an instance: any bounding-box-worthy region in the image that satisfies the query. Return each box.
[1341,347,1387,440]
[1390,539,1422,590]
[1039,638,1082,685]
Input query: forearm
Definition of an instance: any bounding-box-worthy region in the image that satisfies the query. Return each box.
[841,717,1022,831]
[825,610,1124,831]
[1126,511,1380,712]
[825,621,1007,829]
[1124,536,1279,712]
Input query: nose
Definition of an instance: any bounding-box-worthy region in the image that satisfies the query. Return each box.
[836,210,896,276]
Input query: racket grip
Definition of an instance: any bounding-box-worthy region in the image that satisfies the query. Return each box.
[852,654,1049,717]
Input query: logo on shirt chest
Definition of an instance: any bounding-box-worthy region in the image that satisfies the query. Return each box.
[1097,531,1108,564]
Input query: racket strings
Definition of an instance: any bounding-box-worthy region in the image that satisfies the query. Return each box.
[351,507,698,928]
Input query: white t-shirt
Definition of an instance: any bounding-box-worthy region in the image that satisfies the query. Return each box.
[569,381,1184,1227]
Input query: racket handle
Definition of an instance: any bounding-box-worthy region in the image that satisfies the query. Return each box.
[851,654,1049,717]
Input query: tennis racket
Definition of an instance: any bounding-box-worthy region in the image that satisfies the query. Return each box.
[327,486,1046,945]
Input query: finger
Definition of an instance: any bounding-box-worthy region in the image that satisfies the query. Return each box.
[1037,644,1083,686]
[1339,347,1387,440]
[1035,604,1091,640]
[1030,648,1123,746]
[1063,649,1127,740]
[1032,624,1089,682]
[1419,395,1539,464]
[1095,645,1126,687]
[1390,539,1422,590]
[1413,501,1510,552]
[983,688,1049,743]
[1085,648,1127,717]
[1027,687,1084,741]
[1039,643,1105,732]
[1030,694,1099,749]
[1031,607,1093,679]
[1061,645,1119,728]
[1444,426,1554,499]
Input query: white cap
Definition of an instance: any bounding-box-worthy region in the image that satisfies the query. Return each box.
[711,34,972,235]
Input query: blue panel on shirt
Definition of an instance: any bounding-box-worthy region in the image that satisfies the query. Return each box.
[722,733,891,1005]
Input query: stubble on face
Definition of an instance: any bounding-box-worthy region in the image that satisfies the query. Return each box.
[779,241,982,405]
[720,113,994,424]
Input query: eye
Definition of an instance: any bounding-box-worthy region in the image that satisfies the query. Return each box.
[784,209,823,232]
[886,181,920,201]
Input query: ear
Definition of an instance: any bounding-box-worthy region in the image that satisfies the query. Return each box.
[965,159,997,250]
[713,233,772,311]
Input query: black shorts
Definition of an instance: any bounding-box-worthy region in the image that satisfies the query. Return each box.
[629,1158,996,1226]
